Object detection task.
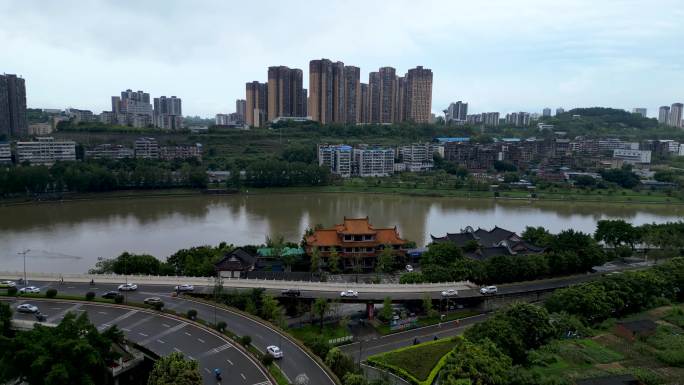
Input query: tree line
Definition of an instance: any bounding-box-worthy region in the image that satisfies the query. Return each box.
[0,158,208,196]
[437,257,684,385]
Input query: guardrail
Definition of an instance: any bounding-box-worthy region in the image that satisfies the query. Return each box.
[0,271,477,292]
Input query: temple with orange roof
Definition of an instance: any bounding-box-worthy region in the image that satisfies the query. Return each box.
[304,217,407,271]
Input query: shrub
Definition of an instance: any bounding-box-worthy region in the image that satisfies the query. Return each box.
[216,321,227,332]
[45,288,57,298]
[85,291,95,300]
[152,302,164,311]
[114,294,124,304]
[239,335,252,347]
[261,353,274,366]
[7,287,17,296]
[186,309,197,320]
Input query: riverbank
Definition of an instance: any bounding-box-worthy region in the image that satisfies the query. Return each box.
[2,183,680,207]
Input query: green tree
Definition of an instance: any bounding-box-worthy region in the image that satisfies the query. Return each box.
[260,293,283,324]
[375,245,395,274]
[380,297,393,322]
[325,347,356,380]
[594,219,639,249]
[521,226,553,248]
[0,302,11,337]
[328,248,341,274]
[0,312,123,385]
[313,298,330,331]
[147,351,202,385]
[421,242,463,266]
[440,338,512,385]
[310,246,321,273]
[343,373,368,385]
[423,294,437,317]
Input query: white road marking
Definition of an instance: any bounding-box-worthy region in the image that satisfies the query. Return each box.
[156,339,165,344]
[162,323,170,328]
[97,310,137,331]
[184,332,192,336]
[138,332,148,337]
[188,355,194,360]
[227,359,233,365]
[240,373,246,380]
[98,311,107,315]
[121,328,131,332]
[197,338,205,343]
[204,368,211,374]
[174,347,182,353]
[252,382,271,385]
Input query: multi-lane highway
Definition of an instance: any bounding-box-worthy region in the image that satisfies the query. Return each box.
[3,280,337,385]
[2,297,271,385]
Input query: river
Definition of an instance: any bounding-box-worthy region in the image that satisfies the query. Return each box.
[1,193,682,273]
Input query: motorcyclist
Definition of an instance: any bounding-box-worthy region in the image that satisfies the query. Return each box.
[90,279,95,285]
[214,368,222,383]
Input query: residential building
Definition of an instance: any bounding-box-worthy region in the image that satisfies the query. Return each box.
[245,81,268,127]
[309,59,342,124]
[353,146,395,177]
[153,96,183,130]
[0,73,28,138]
[16,137,76,165]
[28,122,53,136]
[67,108,95,123]
[0,142,11,164]
[556,107,565,115]
[368,71,381,123]
[658,106,670,124]
[360,83,370,123]
[505,112,530,126]
[116,89,153,117]
[632,108,647,117]
[160,143,202,161]
[215,114,231,126]
[405,66,433,124]
[445,101,468,124]
[85,144,134,160]
[398,143,435,172]
[481,112,500,127]
[542,107,551,117]
[613,149,651,164]
[318,144,352,178]
[466,114,482,125]
[235,99,246,124]
[267,66,305,121]
[214,248,256,278]
[304,217,407,271]
[669,103,683,128]
[396,76,407,123]
[343,66,361,124]
[134,137,159,159]
[444,141,500,170]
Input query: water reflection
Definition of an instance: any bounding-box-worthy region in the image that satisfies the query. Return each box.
[0,193,682,273]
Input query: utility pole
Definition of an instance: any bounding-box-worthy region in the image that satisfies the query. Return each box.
[18,249,30,286]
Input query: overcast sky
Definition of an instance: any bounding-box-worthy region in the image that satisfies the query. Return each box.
[1,0,682,118]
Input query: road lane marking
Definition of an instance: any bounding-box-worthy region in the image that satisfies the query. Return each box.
[204,368,211,374]
[138,332,148,337]
[227,359,233,365]
[139,322,187,345]
[162,323,170,328]
[174,347,182,353]
[98,311,107,315]
[47,303,82,323]
[252,382,271,385]
[197,338,205,343]
[188,355,194,360]
[98,310,137,330]
[184,332,192,336]
[240,373,246,380]
[156,339,165,344]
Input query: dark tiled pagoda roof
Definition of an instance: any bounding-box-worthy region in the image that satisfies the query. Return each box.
[214,248,256,272]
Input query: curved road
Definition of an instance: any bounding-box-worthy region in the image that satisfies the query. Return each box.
[2,297,270,385]
[5,280,337,385]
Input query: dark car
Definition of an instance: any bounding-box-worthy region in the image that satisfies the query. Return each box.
[102,291,119,299]
[35,312,47,322]
[281,289,301,297]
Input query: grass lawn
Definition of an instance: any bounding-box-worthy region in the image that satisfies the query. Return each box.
[288,323,351,344]
[368,337,458,383]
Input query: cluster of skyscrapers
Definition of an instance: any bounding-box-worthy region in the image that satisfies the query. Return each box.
[101,89,183,129]
[658,103,684,128]
[0,73,27,138]
[245,60,433,127]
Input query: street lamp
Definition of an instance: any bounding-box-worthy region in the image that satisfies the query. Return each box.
[17,249,30,286]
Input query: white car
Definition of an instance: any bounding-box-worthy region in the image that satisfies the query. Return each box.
[405,264,414,272]
[174,284,194,292]
[266,345,283,359]
[340,289,359,298]
[480,286,498,295]
[441,289,458,297]
[118,283,138,291]
[17,303,39,313]
[0,280,16,288]
[19,286,40,294]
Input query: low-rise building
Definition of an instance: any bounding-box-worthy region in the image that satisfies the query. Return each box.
[398,143,434,172]
[159,143,203,161]
[134,137,159,159]
[318,144,352,178]
[0,142,11,164]
[67,108,96,123]
[85,144,135,160]
[613,149,651,164]
[353,146,395,177]
[16,137,76,165]
[28,122,53,136]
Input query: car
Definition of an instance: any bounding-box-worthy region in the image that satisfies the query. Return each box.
[19,286,40,294]
[340,289,359,298]
[174,284,194,292]
[0,280,16,288]
[102,290,120,299]
[281,289,301,297]
[405,264,414,272]
[480,285,498,295]
[118,283,138,291]
[34,312,47,322]
[266,345,283,358]
[144,297,163,306]
[17,303,39,313]
[441,289,458,297]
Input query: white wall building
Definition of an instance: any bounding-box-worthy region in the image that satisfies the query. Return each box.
[398,143,434,172]
[613,149,652,164]
[85,144,134,160]
[353,147,395,177]
[0,142,11,164]
[134,137,159,159]
[16,137,76,165]
[318,144,352,178]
